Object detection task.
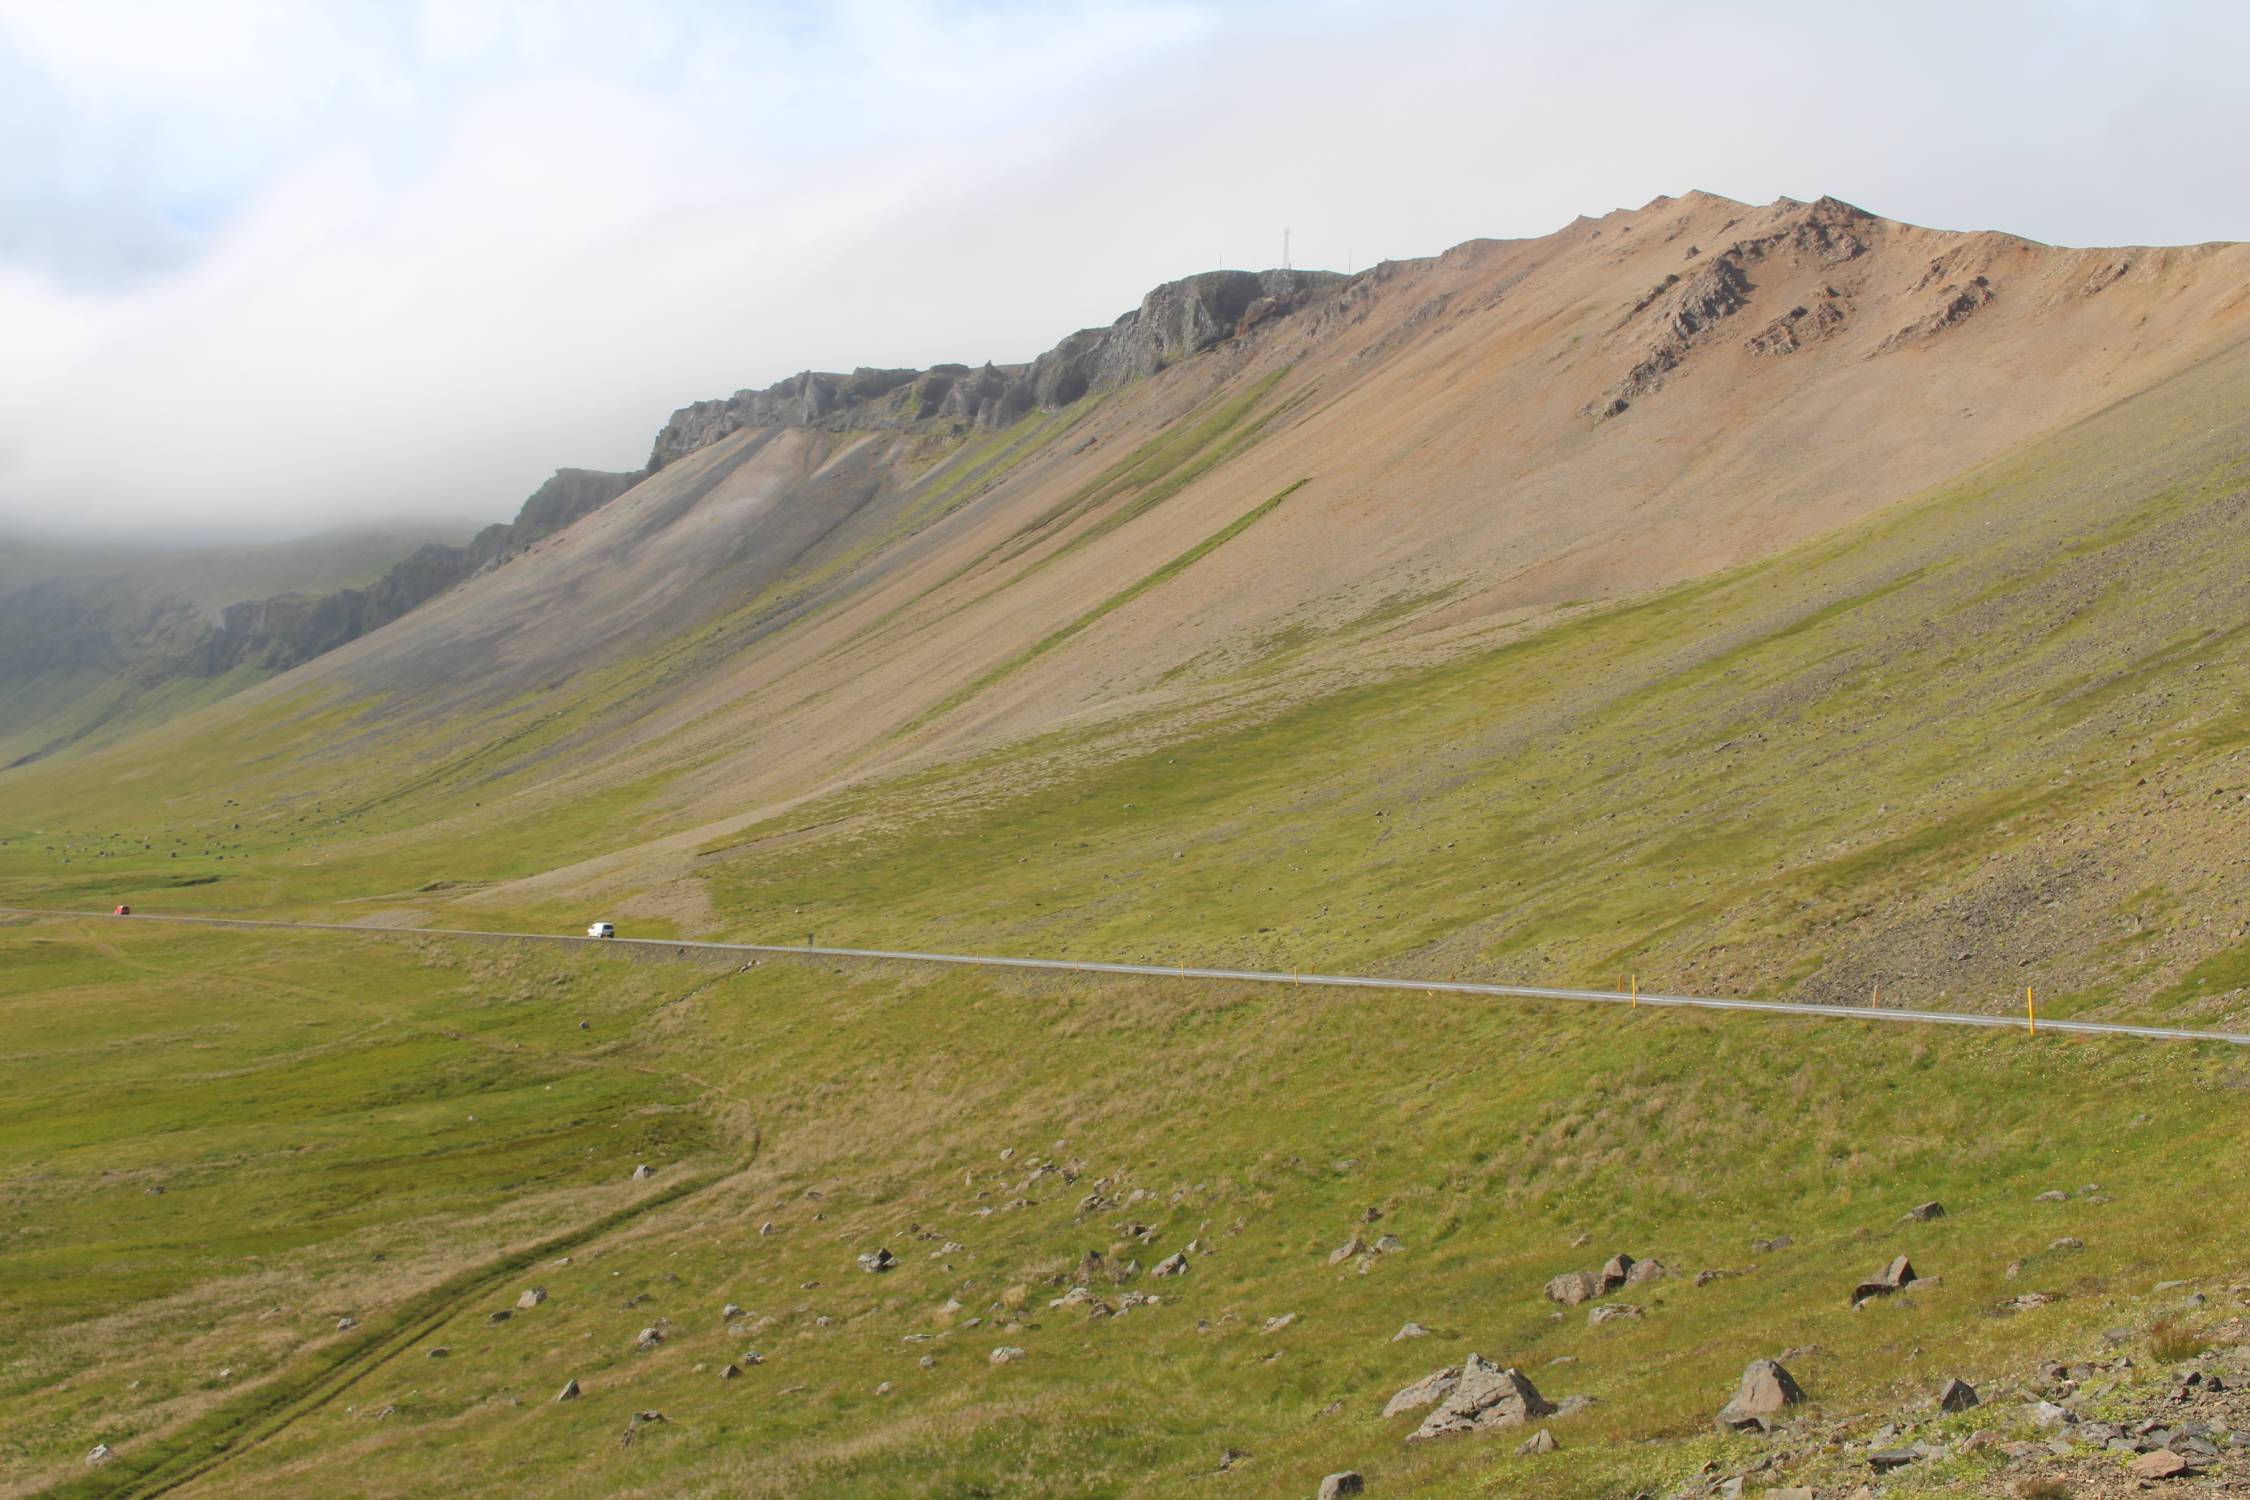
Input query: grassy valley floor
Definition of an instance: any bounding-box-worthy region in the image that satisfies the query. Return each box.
[7,917,2250,1497]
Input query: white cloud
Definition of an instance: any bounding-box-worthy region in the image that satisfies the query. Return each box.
[1,0,2245,540]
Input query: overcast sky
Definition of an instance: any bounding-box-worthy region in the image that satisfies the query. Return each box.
[3,0,2246,542]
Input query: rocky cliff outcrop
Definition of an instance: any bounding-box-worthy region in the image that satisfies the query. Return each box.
[645,268,1346,469]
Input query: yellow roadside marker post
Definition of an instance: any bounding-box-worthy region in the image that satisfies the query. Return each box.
[2027,985,2037,1035]
[1631,974,1638,1010]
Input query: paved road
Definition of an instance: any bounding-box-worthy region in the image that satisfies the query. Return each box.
[10,906,2250,1047]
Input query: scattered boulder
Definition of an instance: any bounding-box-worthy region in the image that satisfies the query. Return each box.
[1751,1234,1793,1253]
[1938,1378,1979,1412]
[1588,1304,1642,1326]
[619,1410,665,1447]
[2049,1236,2084,1253]
[1544,1271,1602,1307]
[989,1346,1026,1366]
[1392,1322,1430,1341]
[1407,1354,1555,1441]
[1153,1252,1189,1277]
[2034,1189,2068,1203]
[1598,1253,1636,1291]
[630,1164,655,1181]
[557,1379,581,1402]
[1328,1236,1366,1265]
[1262,1313,1298,1334]
[2029,1400,2076,1428]
[2131,1449,2193,1479]
[427,1347,449,1359]
[1624,1258,1668,1287]
[336,1315,357,1331]
[1516,1428,1558,1456]
[635,1326,664,1350]
[1373,1234,1404,1254]
[719,1363,741,1380]
[1851,1255,1919,1308]
[1716,1359,1805,1432]
[857,1248,897,1274]
[1317,1473,1364,1499]
[86,1445,113,1467]
[723,1302,743,1319]
[1901,1201,1945,1222]
[1867,1448,1918,1472]
[518,1287,547,1309]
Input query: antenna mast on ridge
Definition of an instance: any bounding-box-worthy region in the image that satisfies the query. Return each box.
[1282,227,1291,272]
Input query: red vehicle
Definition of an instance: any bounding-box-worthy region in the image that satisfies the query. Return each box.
[113,904,131,916]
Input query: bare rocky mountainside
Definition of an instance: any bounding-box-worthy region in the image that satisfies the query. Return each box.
[254,193,2250,814]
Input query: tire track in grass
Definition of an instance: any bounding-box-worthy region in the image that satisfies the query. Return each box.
[43,1165,743,1500]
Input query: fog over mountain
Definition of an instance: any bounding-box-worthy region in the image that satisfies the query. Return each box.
[3,0,2247,542]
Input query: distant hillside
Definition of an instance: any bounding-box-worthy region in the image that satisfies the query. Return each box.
[0,467,638,766]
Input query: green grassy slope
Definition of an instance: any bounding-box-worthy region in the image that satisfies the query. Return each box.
[681,334,2250,1031]
[5,919,2246,1498]
[11,337,2250,1042]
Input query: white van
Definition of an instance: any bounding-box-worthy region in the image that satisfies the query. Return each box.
[586,921,616,939]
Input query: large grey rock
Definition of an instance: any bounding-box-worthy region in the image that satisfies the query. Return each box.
[1153,1252,1189,1277]
[1544,1271,1602,1307]
[856,1248,897,1274]
[1407,1354,1555,1440]
[556,1378,581,1402]
[1598,1253,1636,1291]
[1317,1473,1364,1499]
[1384,1366,1461,1418]
[517,1287,547,1309]
[1328,1236,1366,1266]
[1939,1377,1979,1412]
[1717,1359,1805,1431]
